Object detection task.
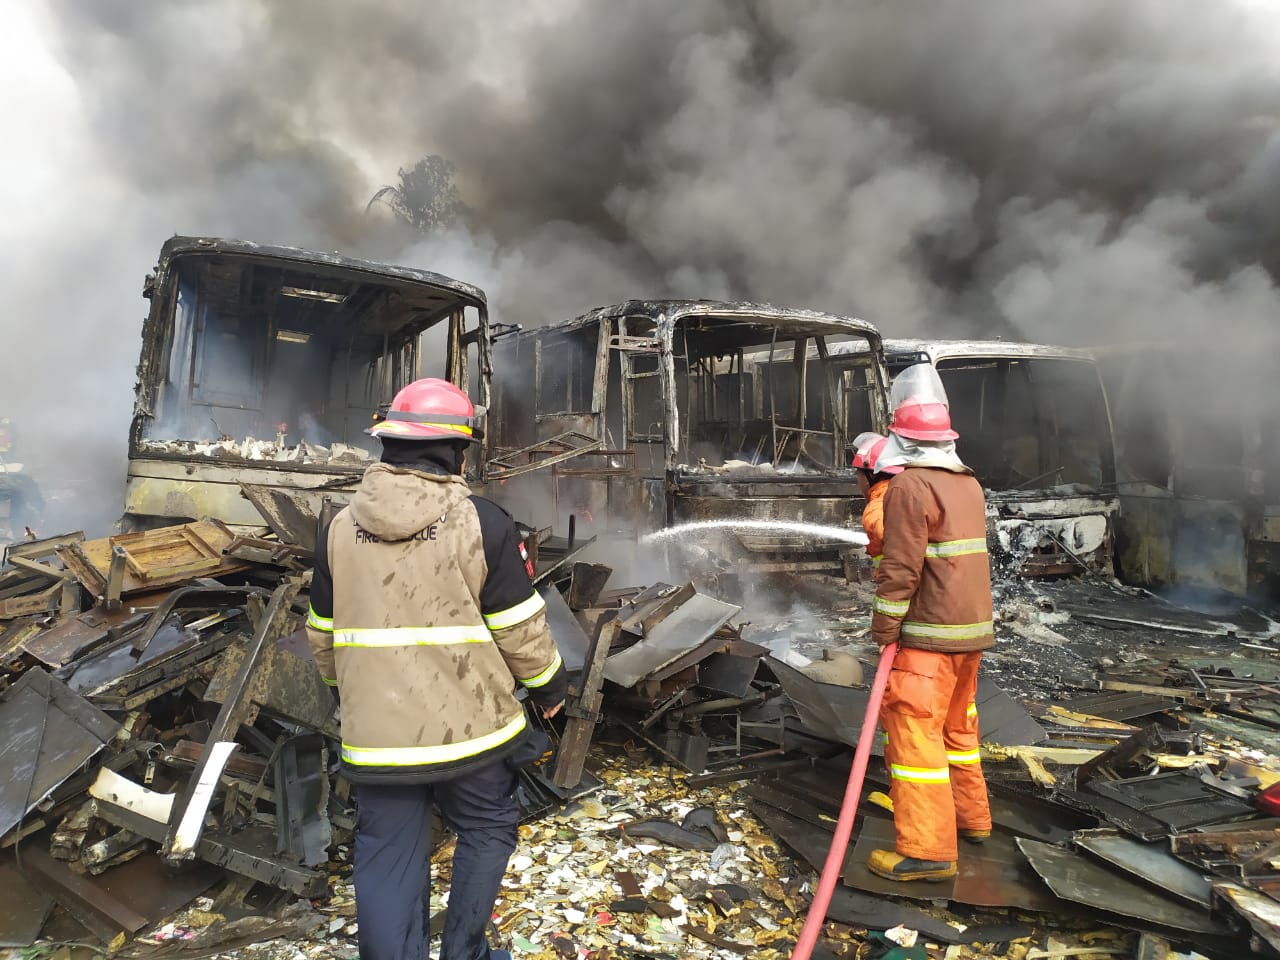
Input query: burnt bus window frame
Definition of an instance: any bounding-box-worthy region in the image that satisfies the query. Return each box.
[132,247,489,469]
[661,319,881,474]
[930,355,1117,492]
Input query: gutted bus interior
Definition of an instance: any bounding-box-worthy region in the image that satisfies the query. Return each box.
[486,301,888,576]
[126,237,489,527]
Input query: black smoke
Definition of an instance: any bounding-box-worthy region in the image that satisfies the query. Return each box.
[7,0,1280,532]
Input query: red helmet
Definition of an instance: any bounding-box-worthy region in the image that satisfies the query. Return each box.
[851,433,903,475]
[888,364,959,442]
[850,432,884,470]
[367,378,483,442]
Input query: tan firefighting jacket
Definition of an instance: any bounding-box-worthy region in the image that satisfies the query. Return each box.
[306,463,566,783]
[870,465,994,652]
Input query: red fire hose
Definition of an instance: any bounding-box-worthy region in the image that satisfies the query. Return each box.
[790,642,899,960]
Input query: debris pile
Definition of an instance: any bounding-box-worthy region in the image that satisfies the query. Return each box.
[0,500,342,949]
[744,586,1280,959]
[3,488,1280,958]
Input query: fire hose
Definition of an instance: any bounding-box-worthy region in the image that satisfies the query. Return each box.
[790,641,899,960]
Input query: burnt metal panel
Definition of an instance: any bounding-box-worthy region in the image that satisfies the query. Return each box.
[1051,786,1170,841]
[204,641,339,738]
[1017,838,1227,935]
[697,650,762,697]
[19,842,148,942]
[566,562,612,611]
[0,668,120,841]
[238,483,319,550]
[750,801,994,945]
[975,676,1048,745]
[0,859,53,946]
[603,593,740,687]
[163,578,302,861]
[273,735,331,866]
[92,796,326,898]
[1061,690,1176,722]
[1086,771,1258,833]
[59,616,200,696]
[844,816,1062,911]
[17,609,128,670]
[77,629,237,711]
[129,585,262,654]
[1214,882,1280,954]
[539,582,590,673]
[1073,830,1213,909]
[767,656,868,747]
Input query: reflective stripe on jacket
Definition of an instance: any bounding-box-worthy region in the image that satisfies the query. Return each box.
[871,466,995,653]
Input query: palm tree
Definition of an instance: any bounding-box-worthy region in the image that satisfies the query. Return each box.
[368,155,468,234]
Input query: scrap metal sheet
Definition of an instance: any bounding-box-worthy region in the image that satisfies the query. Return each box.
[976,676,1047,745]
[603,593,740,687]
[844,815,1062,911]
[59,617,196,695]
[1087,771,1257,833]
[1061,690,1177,722]
[0,668,120,840]
[540,582,590,672]
[766,657,868,746]
[697,650,762,697]
[238,483,319,551]
[1017,838,1226,935]
[1074,830,1213,909]
[22,844,221,943]
[0,860,53,946]
[1214,882,1280,954]
[767,660,1044,750]
[751,802,986,945]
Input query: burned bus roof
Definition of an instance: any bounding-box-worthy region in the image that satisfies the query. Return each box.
[154,236,487,308]
[541,299,881,341]
[825,336,1098,364]
[882,338,1099,363]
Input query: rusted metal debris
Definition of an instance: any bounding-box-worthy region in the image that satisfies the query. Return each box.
[1,484,1279,955]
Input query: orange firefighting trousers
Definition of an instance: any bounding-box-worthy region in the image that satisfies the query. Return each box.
[880,647,991,862]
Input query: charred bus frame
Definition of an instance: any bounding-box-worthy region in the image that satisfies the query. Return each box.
[125,237,490,528]
[483,300,890,577]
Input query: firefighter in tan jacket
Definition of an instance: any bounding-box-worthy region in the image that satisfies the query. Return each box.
[868,364,993,883]
[307,378,566,960]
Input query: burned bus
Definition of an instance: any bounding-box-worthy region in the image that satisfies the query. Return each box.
[875,340,1119,578]
[125,237,491,529]
[483,300,890,578]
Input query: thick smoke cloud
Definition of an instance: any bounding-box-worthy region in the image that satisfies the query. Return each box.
[5,0,1280,531]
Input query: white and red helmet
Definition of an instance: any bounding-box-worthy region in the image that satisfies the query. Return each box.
[888,364,959,442]
[850,431,903,476]
[367,378,484,442]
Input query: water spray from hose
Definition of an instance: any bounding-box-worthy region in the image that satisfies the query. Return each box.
[641,519,869,547]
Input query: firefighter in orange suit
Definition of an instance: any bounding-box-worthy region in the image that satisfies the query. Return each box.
[868,364,993,882]
[850,432,902,568]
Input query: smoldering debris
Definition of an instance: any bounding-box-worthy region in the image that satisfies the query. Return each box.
[4,494,1280,957]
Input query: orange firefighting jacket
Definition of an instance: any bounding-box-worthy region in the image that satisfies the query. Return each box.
[862,479,890,564]
[871,466,994,652]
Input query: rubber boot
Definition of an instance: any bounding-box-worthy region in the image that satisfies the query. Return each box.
[958,827,990,844]
[867,849,957,882]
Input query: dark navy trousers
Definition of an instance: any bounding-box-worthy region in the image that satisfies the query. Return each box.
[353,760,518,960]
